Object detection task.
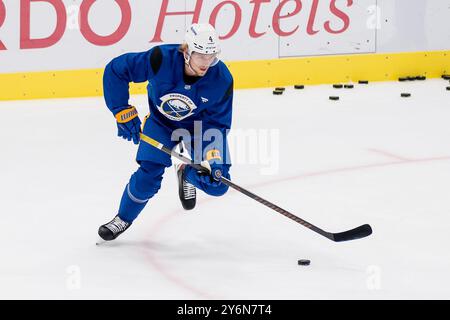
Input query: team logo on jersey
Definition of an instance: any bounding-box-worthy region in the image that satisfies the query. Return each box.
[157,93,197,121]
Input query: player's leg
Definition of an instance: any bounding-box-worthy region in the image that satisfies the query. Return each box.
[183,164,230,197]
[98,114,175,241]
[98,161,167,241]
[177,135,230,200]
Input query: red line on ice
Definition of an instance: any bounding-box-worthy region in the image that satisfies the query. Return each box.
[142,155,450,298]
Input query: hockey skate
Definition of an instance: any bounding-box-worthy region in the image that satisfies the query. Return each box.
[98,215,131,241]
[175,163,196,210]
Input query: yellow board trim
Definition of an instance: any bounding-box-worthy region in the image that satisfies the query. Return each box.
[0,50,449,101]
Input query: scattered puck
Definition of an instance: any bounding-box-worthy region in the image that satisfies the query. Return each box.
[358,80,369,84]
[401,93,411,97]
[446,87,450,91]
[298,259,311,266]
[398,77,408,82]
[344,84,354,89]
[442,74,450,80]
[273,90,283,95]
[329,96,339,101]
[275,87,285,91]
[294,84,305,89]
[333,84,343,89]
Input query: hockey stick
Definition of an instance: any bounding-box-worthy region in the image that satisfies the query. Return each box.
[140,133,372,242]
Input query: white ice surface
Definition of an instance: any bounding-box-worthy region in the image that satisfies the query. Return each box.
[0,79,450,299]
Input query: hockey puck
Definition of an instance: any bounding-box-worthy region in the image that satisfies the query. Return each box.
[358,80,369,84]
[344,84,354,89]
[298,259,311,266]
[275,87,285,91]
[416,76,426,81]
[446,86,450,91]
[333,84,343,89]
[442,74,450,80]
[401,93,411,97]
[406,76,416,81]
[273,90,283,95]
[329,96,339,101]
[294,84,305,89]
[398,77,408,82]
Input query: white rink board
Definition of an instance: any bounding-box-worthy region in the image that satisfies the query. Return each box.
[278,0,376,57]
[0,0,449,73]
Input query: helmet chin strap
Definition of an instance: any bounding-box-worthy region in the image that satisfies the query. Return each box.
[184,52,202,77]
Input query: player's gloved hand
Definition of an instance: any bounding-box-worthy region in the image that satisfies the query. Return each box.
[115,106,141,145]
[198,161,224,186]
[183,149,230,196]
[196,149,227,187]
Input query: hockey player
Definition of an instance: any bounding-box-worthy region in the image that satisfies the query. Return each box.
[98,23,233,241]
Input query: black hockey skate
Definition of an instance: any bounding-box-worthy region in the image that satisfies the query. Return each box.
[98,215,131,241]
[176,163,196,210]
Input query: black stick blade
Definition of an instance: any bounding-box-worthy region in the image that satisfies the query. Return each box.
[332,224,372,242]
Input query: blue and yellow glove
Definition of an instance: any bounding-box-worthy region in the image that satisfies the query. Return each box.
[183,149,230,196]
[115,106,141,145]
[197,149,228,187]
[198,161,224,186]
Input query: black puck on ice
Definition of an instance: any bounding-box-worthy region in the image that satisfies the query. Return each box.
[398,77,408,82]
[401,93,411,97]
[406,76,416,81]
[275,87,285,91]
[273,90,283,95]
[298,259,311,266]
[329,96,340,101]
[294,84,305,89]
[416,76,426,81]
[333,84,343,89]
[358,80,369,84]
[442,74,450,80]
[344,84,354,89]
[446,86,450,91]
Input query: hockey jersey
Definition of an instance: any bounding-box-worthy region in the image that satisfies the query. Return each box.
[103,44,233,165]
[103,45,233,165]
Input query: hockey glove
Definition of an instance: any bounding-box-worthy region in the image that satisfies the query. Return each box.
[197,149,227,187]
[115,106,141,145]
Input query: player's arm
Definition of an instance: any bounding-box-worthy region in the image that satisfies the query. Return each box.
[197,79,234,187]
[103,47,163,144]
[203,79,233,160]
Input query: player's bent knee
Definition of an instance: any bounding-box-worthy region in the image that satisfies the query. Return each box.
[128,177,161,202]
[129,162,165,200]
[204,183,229,197]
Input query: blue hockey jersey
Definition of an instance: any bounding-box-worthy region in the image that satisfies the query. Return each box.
[103,44,233,166]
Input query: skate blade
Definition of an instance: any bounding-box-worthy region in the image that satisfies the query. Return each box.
[95,238,107,246]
